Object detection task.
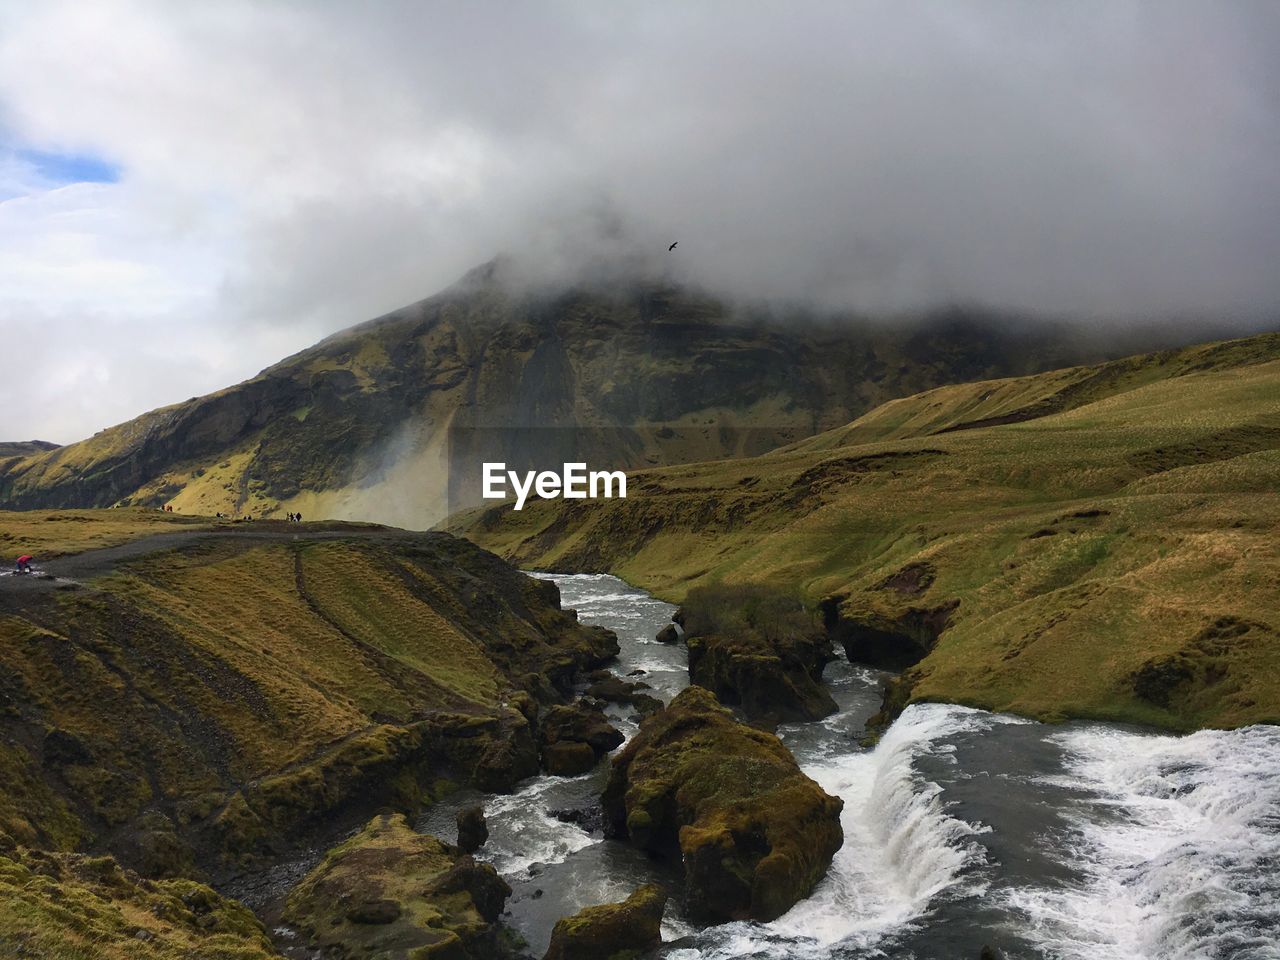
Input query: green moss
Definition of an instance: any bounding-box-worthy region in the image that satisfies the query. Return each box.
[0,846,279,959]
[544,884,667,960]
[284,813,514,960]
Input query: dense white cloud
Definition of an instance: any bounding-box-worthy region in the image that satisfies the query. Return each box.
[0,0,1277,442]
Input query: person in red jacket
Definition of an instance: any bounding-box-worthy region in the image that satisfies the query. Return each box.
[15,555,33,574]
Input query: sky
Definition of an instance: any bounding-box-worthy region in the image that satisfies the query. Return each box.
[1,1,1278,444]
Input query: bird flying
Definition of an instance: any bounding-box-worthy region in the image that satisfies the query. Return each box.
[668,241,678,251]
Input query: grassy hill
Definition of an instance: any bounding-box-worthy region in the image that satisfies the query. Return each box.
[0,514,615,877]
[0,262,1184,527]
[458,332,1280,732]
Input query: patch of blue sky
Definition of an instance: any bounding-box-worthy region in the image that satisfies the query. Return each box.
[16,147,120,185]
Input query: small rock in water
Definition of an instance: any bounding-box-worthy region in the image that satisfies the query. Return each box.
[548,804,607,834]
[656,624,680,644]
[627,669,647,677]
[456,805,488,853]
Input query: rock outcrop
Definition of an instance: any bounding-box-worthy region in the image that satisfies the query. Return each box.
[679,584,837,724]
[584,673,664,716]
[686,631,837,725]
[284,812,516,960]
[823,593,960,671]
[539,700,624,776]
[602,687,843,923]
[542,883,667,960]
[456,805,488,853]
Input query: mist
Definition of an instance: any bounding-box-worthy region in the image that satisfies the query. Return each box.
[2,0,1279,442]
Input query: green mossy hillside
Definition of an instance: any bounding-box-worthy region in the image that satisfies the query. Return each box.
[462,332,1280,732]
[0,524,616,872]
[0,507,214,559]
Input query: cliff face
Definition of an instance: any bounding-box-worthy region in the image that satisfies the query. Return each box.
[0,264,1130,526]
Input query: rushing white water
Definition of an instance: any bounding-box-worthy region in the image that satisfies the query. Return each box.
[778,705,1015,945]
[668,703,1019,959]
[471,774,601,876]
[1007,723,1280,960]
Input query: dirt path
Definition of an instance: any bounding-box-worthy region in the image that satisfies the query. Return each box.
[0,524,452,594]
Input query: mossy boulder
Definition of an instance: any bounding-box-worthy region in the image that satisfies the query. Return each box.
[284,812,516,960]
[538,700,624,775]
[602,687,843,923]
[542,883,667,960]
[456,805,488,853]
[679,584,837,724]
[542,740,599,776]
[824,594,959,671]
[685,632,837,725]
[112,810,196,879]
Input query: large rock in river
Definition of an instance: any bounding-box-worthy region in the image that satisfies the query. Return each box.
[284,812,517,959]
[678,584,837,724]
[539,699,625,776]
[542,883,667,960]
[602,687,843,923]
[686,631,837,725]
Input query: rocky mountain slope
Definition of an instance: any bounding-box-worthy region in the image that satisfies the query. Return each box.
[0,262,1177,527]
[459,331,1280,732]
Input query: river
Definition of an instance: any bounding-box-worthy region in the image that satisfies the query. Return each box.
[419,573,1280,960]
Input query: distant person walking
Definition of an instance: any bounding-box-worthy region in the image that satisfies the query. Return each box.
[14,555,33,575]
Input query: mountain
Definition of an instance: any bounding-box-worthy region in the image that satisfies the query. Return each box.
[456,331,1280,733]
[0,262,1200,526]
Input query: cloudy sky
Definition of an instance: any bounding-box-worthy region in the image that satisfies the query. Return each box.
[2,1,1278,444]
